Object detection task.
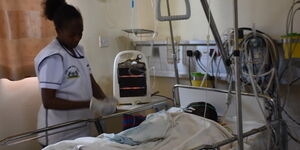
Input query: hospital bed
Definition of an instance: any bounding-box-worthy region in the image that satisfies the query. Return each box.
[0,84,284,150]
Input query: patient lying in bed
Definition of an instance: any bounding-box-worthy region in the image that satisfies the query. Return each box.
[43,108,233,150]
[43,106,267,150]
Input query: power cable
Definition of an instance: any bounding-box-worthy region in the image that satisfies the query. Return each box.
[188,57,192,85]
[288,131,300,144]
[283,108,300,126]
[289,76,300,86]
[195,58,207,72]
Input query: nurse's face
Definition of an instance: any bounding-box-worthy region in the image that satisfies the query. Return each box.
[57,18,83,49]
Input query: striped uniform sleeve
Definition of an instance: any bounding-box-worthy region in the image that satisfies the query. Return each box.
[37,55,64,89]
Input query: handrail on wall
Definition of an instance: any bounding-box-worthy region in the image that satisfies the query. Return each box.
[156,0,191,21]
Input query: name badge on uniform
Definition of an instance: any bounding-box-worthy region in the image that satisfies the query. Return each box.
[66,66,80,79]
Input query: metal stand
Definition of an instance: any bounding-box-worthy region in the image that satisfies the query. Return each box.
[233,0,243,149]
[200,1,243,148]
[95,118,104,134]
[156,0,191,84]
[166,0,180,84]
[200,0,231,75]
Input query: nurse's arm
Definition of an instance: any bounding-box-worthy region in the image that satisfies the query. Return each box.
[90,74,106,100]
[41,88,90,110]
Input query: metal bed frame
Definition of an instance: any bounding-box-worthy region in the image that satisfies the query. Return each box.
[0,99,170,147]
[0,85,286,150]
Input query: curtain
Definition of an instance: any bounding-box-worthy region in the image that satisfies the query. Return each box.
[0,0,56,80]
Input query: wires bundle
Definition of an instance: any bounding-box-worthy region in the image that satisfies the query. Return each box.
[240,29,278,95]
[223,28,280,149]
[222,27,279,95]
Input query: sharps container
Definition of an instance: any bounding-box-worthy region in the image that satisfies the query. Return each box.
[191,72,206,87]
[281,33,300,59]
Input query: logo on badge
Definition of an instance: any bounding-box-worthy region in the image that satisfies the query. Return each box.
[66,66,80,79]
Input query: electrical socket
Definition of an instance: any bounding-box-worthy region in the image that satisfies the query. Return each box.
[186,50,193,57]
[99,36,109,48]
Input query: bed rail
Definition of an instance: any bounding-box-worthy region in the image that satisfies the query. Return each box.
[0,119,94,146]
[0,99,170,146]
[172,84,274,107]
[172,84,286,150]
[194,125,268,150]
[194,119,287,150]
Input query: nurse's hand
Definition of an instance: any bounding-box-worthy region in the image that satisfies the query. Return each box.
[106,96,119,104]
[89,96,118,116]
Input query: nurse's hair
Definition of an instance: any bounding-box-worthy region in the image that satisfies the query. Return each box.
[43,0,82,29]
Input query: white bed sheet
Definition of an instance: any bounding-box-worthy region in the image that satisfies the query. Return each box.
[43,111,233,150]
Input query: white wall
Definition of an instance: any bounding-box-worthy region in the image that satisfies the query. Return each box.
[150,0,300,41]
[68,0,141,96]
[84,0,298,98]
[67,0,177,96]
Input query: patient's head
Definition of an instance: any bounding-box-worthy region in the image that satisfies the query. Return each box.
[184,102,218,122]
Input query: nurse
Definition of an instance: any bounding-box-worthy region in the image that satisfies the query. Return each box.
[34,0,106,146]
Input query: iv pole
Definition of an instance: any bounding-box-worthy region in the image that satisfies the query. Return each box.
[200,0,243,149]
[233,0,244,149]
[156,0,191,85]
[166,0,180,84]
